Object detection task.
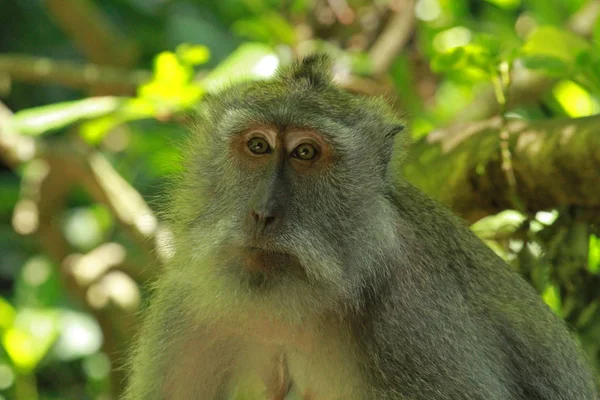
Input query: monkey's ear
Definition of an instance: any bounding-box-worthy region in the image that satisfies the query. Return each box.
[386,124,405,139]
[287,53,334,87]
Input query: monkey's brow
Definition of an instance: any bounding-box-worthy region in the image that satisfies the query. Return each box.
[213,107,352,140]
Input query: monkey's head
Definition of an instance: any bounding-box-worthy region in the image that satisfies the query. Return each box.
[169,55,405,311]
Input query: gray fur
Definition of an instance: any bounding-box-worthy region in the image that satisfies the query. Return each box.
[123,55,598,399]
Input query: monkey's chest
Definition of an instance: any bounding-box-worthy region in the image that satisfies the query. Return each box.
[227,327,367,399]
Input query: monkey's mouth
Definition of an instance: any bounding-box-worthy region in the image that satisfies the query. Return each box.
[239,245,298,273]
[246,246,285,255]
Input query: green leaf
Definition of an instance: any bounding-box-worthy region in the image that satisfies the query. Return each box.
[471,210,527,240]
[575,51,592,68]
[542,284,562,315]
[484,0,521,9]
[521,26,590,64]
[520,55,570,77]
[80,98,156,144]
[431,44,495,83]
[232,12,296,45]
[552,80,599,117]
[2,309,59,373]
[176,43,211,66]
[80,115,122,144]
[11,97,123,136]
[152,51,192,85]
[0,298,15,331]
[589,234,600,274]
[431,47,467,72]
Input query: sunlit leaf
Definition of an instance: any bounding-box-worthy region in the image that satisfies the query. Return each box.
[11,97,123,136]
[521,26,590,64]
[589,234,600,274]
[552,80,600,117]
[80,115,122,144]
[139,52,204,110]
[3,329,37,372]
[2,309,59,373]
[233,18,272,43]
[79,98,156,144]
[176,43,211,65]
[471,210,527,239]
[431,43,494,83]
[431,47,467,72]
[0,298,15,331]
[233,12,296,45]
[483,240,510,261]
[153,51,192,85]
[433,26,472,53]
[542,284,562,315]
[122,97,156,117]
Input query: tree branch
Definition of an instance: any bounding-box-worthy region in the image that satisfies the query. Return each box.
[368,0,416,76]
[0,54,150,95]
[403,115,600,223]
[43,0,139,68]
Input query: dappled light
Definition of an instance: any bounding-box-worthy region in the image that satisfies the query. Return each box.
[553,80,600,117]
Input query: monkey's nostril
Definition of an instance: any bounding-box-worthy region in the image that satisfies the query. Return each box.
[250,209,276,226]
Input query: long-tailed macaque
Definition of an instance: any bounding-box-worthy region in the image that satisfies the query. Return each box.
[123,55,598,399]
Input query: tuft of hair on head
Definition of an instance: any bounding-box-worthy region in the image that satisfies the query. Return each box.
[279,53,334,88]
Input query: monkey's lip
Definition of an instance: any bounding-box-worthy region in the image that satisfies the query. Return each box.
[244,245,288,256]
[239,245,294,272]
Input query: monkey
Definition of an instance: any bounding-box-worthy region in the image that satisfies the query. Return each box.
[123,54,598,400]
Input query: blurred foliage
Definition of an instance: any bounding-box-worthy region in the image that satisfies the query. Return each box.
[0,0,599,398]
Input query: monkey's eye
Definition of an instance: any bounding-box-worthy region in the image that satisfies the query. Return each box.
[292,143,317,160]
[248,137,271,155]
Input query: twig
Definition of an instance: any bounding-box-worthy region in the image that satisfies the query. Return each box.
[567,0,600,37]
[0,101,39,167]
[493,60,526,213]
[0,54,150,95]
[368,0,416,76]
[327,0,355,25]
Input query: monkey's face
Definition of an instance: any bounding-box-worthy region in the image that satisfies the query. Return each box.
[173,61,403,302]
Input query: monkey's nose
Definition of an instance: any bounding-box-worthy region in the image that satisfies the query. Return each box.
[250,209,277,227]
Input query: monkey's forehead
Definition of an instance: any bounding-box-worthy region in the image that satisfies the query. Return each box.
[202,80,398,141]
